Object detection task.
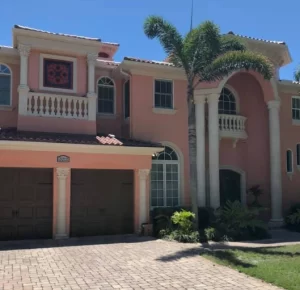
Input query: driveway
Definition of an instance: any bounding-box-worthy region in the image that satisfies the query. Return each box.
[0,236,281,290]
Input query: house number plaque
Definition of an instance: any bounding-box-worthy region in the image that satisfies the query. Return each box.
[57,155,70,163]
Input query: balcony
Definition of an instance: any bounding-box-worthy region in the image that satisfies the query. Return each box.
[26,92,89,120]
[219,114,247,146]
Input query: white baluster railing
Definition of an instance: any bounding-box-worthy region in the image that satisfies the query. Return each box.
[219,114,247,139]
[27,92,89,120]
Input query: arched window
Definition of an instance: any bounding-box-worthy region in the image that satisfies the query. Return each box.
[97,77,115,114]
[218,87,236,115]
[287,149,293,173]
[0,64,11,106]
[151,146,179,207]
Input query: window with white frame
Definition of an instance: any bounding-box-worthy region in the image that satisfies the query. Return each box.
[297,144,300,166]
[292,97,300,120]
[0,64,11,106]
[154,79,173,109]
[287,149,293,173]
[97,77,115,114]
[151,146,179,207]
[219,87,236,115]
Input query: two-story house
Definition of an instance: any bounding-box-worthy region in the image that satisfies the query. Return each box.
[0,25,297,241]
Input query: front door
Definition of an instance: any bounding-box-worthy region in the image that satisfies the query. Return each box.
[219,169,241,206]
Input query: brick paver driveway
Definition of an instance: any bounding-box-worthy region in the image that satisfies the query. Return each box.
[0,236,281,290]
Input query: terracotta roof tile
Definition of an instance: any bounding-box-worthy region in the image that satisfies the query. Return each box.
[227,31,285,45]
[14,25,101,42]
[0,128,161,148]
[124,57,175,67]
[97,60,120,67]
[102,41,120,47]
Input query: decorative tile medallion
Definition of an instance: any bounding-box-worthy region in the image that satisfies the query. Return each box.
[43,59,73,89]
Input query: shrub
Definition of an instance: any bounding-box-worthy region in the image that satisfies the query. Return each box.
[285,203,300,232]
[198,207,215,230]
[213,201,269,241]
[171,210,195,234]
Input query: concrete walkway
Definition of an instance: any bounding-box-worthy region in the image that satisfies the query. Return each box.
[0,235,282,290]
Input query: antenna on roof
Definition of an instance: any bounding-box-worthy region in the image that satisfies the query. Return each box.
[190,0,194,32]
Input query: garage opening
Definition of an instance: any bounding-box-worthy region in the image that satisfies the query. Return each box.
[0,168,53,241]
[71,169,134,237]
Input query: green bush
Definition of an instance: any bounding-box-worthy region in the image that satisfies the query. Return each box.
[198,207,215,230]
[285,203,300,232]
[212,201,269,241]
[158,209,200,243]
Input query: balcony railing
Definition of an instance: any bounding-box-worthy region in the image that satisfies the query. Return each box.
[26,92,89,120]
[219,114,247,140]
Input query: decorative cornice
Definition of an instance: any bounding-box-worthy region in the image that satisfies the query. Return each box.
[139,169,150,180]
[56,168,70,180]
[206,93,220,103]
[18,44,31,57]
[268,100,281,110]
[87,53,98,64]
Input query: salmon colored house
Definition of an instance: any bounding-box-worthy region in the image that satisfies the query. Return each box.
[0,25,297,240]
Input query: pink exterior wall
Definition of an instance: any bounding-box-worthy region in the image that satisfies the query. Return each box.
[0,63,19,128]
[130,74,190,205]
[280,92,300,213]
[219,73,271,211]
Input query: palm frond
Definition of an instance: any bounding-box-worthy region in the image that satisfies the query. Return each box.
[220,34,246,53]
[294,66,300,82]
[144,16,186,68]
[200,50,273,82]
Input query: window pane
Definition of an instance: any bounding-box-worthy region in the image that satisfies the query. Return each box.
[154,80,173,109]
[297,145,300,166]
[287,150,292,173]
[0,76,10,105]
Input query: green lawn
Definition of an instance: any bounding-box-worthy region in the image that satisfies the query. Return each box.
[202,245,300,290]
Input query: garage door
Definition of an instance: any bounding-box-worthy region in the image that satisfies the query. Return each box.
[71,169,134,237]
[0,168,53,241]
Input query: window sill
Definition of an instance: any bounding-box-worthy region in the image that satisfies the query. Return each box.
[292,120,300,126]
[97,113,117,119]
[152,108,177,115]
[0,105,13,111]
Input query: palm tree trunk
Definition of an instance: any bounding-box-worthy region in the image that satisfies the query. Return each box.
[187,83,199,228]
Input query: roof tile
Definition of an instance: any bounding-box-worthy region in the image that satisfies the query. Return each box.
[227,31,285,45]
[124,57,175,67]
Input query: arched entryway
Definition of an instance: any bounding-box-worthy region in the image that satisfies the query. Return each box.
[219,166,246,206]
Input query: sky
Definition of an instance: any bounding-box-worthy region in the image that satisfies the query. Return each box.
[1,0,299,80]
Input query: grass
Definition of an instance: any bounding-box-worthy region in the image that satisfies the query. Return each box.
[202,245,300,290]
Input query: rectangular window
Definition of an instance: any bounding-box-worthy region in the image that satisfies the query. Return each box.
[43,59,73,90]
[124,80,130,118]
[297,145,300,166]
[0,75,10,105]
[292,97,300,120]
[98,86,114,114]
[154,79,173,109]
[287,150,293,173]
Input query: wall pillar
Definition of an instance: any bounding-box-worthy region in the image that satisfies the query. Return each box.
[208,94,220,209]
[138,169,150,231]
[18,44,31,115]
[55,168,70,239]
[87,53,98,121]
[268,100,283,223]
[195,95,207,207]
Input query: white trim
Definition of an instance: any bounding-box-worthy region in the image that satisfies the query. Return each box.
[219,165,247,205]
[96,76,116,115]
[0,63,12,107]
[0,140,164,156]
[39,53,77,93]
[153,78,174,110]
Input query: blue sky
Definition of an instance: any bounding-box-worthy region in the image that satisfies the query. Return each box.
[1,0,298,79]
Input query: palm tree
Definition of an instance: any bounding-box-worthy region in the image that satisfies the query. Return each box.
[294,66,300,82]
[144,16,273,225]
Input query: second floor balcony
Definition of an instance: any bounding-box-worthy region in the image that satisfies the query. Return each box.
[26,92,90,120]
[219,114,247,141]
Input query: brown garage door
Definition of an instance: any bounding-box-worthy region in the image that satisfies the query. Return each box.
[0,168,53,241]
[71,169,134,237]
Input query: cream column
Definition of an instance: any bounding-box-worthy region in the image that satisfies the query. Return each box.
[208,94,220,209]
[55,168,70,239]
[18,44,31,115]
[139,169,150,229]
[268,100,283,222]
[195,95,207,207]
[87,53,98,121]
